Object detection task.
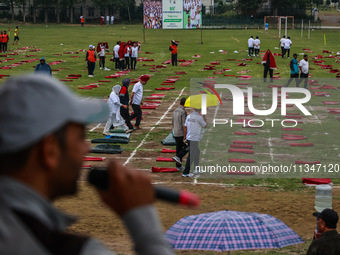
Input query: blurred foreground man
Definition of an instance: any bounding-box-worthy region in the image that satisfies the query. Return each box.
[307,209,340,255]
[0,75,173,255]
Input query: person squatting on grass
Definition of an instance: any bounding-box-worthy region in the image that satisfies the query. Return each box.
[130,75,150,130]
[182,108,207,177]
[34,57,52,76]
[172,98,188,171]
[103,85,131,135]
[86,45,96,77]
[0,74,174,255]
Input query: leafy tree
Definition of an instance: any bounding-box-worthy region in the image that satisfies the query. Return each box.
[236,0,264,15]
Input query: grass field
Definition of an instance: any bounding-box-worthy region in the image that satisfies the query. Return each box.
[1,24,340,254]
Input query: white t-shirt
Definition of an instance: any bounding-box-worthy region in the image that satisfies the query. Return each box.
[254,39,260,49]
[284,39,292,49]
[185,111,206,142]
[191,8,195,20]
[299,59,309,74]
[98,46,105,57]
[280,38,285,47]
[195,13,201,26]
[124,46,130,57]
[132,82,143,105]
[113,45,120,58]
[131,46,138,58]
[248,38,254,48]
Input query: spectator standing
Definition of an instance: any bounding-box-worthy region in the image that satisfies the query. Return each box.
[172,98,188,171]
[113,41,120,69]
[0,74,174,255]
[279,35,286,58]
[98,43,110,71]
[130,42,139,70]
[80,16,84,26]
[124,41,131,70]
[103,85,130,135]
[106,15,110,25]
[2,31,8,53]
[13,26,19,45]
[307,209,340,255]
[130,75,150,130]
[86,45,96,77]
[110,15,114,25]
[119,78,134,132]
[254,36,260,57]
[182,108,207,177]
[283,36,292,58]
[169,40,178,66]
[262,49,277,83]
[298,54,309,89]
[265,22,269,33]
[0,31,3,52]
[284,53,299,87]
[247,36,254,57]
[34,57,52,76]
[118,41,125,70]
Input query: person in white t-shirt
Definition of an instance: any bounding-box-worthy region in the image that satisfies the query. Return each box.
[130,42,139,70]
[279,35,286,58]
[195,10,201,28]
[254,36,260,57]
[248,36,255,57]
[298,55,309,88]
[113,41,120,70]
[130,75,150,129]
[190,3,196,28]
[283,36,292,58]
[98,43,110,71]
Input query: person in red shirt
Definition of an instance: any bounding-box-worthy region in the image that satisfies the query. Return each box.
[0,31,3,53]
[118,41,125,70]
[169,40,178,66]
[85,45,96,77]
[80,16,84,26]
[3,31,9,53]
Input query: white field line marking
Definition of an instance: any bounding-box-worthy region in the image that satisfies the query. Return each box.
[90,123,101,132]
[268,137,274,163]
[309,106,321,124]
[201,92,221,157]
[123,88,186,166]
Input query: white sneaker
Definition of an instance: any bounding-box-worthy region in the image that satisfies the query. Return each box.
[172,156,182,165]
[88,75,94,77]
[177,166,185,171]
[104,67,111,71]
[182,173,194,177]
[100,67,102,69]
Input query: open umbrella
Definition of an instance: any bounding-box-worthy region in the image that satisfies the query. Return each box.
[165,210,303,252]
[184,94,219,109]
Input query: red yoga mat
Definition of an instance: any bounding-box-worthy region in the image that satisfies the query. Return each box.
[282,136,307,140]
[323,101,339,105]
[229,158,255,163]
[83,156,106,161]
[295,160,321,164]
[290,143,313,147]
[228,149,254,154]
[151,167,178,173]
[141,105,157,109]
[161,149,176,153]
[302,178,332,185]
[156,157,174,162]
[282,128,303,131]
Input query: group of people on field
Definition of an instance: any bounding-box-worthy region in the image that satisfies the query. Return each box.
[103,75,150,135]
[113,40,141,70]
[247,36,261,57]
[0,26,19,53]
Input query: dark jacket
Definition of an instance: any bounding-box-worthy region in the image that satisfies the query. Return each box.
[34,58,52,76]
[119,85,129,105]
[307,230,340,255]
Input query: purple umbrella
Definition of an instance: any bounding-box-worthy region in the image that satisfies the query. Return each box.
[165,210,304,252]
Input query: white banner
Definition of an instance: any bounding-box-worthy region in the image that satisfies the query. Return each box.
[162,0,183,29]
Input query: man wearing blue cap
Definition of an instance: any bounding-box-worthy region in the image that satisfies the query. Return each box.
[307,209,340,255]
[34,57,52,76]
[0,74,174,255]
